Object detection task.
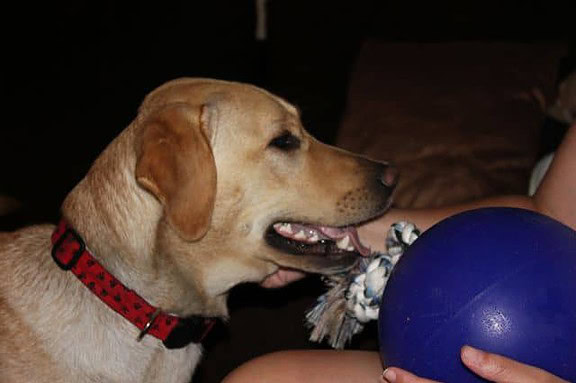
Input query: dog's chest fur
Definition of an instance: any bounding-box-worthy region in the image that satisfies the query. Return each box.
[0,226,202,383]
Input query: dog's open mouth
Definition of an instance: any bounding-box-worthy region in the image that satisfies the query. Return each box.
[265,222,371,257]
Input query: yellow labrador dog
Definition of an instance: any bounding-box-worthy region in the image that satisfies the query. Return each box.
[0,78,396,383]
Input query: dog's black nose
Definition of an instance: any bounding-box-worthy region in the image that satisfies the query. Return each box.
[379,163,399,188]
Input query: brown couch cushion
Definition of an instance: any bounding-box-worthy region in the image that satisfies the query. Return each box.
[337,41,567,208]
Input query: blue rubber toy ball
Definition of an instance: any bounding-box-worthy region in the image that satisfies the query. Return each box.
[378,207,576,382]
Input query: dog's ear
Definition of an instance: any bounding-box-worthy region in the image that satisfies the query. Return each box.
[136,103,217,241]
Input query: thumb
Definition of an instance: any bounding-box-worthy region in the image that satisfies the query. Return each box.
[460,345,567,383]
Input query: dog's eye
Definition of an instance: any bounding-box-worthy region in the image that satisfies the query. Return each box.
[268,132,301,151]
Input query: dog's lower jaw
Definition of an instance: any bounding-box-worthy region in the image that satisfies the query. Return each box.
[201,256,279,302]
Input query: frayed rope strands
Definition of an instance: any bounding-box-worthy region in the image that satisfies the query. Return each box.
[306,221,420,349]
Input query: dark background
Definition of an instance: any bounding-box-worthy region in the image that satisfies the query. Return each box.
[1,1,575,382]
[1,0,574,225]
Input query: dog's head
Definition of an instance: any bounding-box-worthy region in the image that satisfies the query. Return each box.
[75,78,397,316]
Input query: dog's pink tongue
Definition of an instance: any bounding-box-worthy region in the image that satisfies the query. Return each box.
[317,226,371,256]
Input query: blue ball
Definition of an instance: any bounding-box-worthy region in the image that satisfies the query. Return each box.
[378,207,576,382]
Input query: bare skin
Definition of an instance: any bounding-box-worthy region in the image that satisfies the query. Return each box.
[244,124,576,382]
[223,351,384,383]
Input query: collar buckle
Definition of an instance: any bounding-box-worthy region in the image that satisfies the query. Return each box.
[50,220,217,349]
[137,308,162,342]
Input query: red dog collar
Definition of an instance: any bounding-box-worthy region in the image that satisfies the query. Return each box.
[51,220,216,349]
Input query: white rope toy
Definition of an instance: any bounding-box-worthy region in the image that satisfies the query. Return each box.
[306,221,420,349]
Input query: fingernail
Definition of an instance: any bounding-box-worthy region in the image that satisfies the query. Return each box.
[382,368,396,382]
[461,345,483,367]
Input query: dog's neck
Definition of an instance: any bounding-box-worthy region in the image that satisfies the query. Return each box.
[60,126,226,318]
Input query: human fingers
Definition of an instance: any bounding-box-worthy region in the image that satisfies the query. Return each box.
[259,269,306,288]
[461,345,569,383]
[381,367,442,383]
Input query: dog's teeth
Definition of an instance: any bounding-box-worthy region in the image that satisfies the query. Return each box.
[309,234,319,243]
[347,245,355,251]
[276,223,293,234]
[294,230,307,240]
[336,235,350,250]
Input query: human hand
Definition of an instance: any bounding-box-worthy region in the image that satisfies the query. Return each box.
[260,268,306,288]
[380,345,569,383]
[357,218,389,253]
